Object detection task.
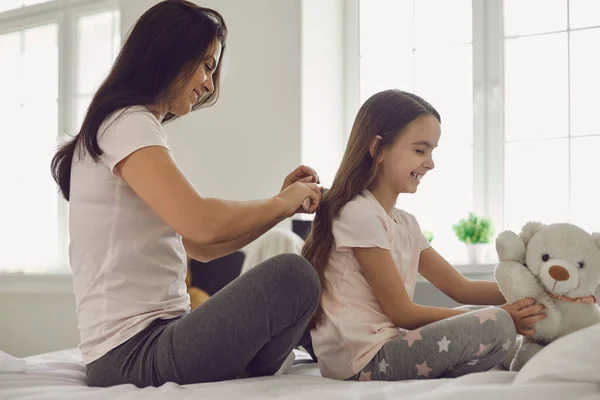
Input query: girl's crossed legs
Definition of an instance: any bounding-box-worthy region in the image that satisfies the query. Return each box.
[349,307,516,381]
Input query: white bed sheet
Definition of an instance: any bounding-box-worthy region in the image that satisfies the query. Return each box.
[0,348,597,400]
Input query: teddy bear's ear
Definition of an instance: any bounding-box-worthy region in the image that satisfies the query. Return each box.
[519,221,545,245]
[592,232,600,251]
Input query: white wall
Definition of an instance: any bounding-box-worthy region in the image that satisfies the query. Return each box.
[121,0,305,202]
[0,292,79,357]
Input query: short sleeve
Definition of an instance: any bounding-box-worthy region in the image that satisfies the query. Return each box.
[98,108,170,177]
[332,199,390,251]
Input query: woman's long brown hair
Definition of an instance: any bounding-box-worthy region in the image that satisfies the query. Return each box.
[51,0,227,201]
[301,89,440,328]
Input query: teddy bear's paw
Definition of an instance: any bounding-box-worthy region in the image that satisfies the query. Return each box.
[496,231,526,263]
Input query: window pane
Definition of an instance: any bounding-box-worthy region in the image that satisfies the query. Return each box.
[571,136,600,233]
[24,23,58,103]
[0,0,22,13]
[503,0,567,36]
[504,33,568,141]
[570,28,600,136]
[400,144,473,264]
[0,106,58,272]
[504,139,569,232]
[0,23,58,272]
[359,54,413,104]
[570,0,600,29]
[415,45,473,144]
[77,11,116,94]
[76,95,93,131]
[415,0,472,48]
[0,0,52,13]
[112,10,121,59]
[0,31,22,108]
[359,0,413,56]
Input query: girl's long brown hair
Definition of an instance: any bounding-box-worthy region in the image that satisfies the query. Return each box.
[301,89,440,328]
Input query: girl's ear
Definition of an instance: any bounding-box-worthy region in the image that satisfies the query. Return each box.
[369,135,382,159]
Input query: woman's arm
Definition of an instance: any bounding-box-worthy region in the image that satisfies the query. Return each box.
[117,146,321,246]
[354,247,468,330]
[418,247,506,305]
[182,166,320,262]
[183,217,283,262]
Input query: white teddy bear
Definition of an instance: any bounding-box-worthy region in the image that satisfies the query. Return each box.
[494,222,600,371]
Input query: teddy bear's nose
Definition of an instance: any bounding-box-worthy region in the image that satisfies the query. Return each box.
[549,266,570,281]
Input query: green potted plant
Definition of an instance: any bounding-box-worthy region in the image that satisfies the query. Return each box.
[452,212,495,264]
[423,230,434,243]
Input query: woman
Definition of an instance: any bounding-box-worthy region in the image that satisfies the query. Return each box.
[51,0,321,388]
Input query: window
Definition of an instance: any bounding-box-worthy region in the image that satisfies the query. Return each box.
[502,0,600,234]
[0,0,53,14]
[358,0,474,263]
[0,0,120,273]
[354,0,600,264]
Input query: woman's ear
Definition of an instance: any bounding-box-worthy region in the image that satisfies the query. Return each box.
[369,135,382,159]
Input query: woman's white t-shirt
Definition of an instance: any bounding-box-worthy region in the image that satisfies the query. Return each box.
[69,106,189,364]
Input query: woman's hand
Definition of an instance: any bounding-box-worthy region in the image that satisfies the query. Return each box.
[274,178,322,217]
[281,165,320,191]
[500,298,547,336]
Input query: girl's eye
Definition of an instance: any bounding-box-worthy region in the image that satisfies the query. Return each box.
[416,149,425,155]
[204,64,213,72]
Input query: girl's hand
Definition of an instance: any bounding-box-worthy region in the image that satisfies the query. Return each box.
[274,179,322,217]
[500,298,547,336]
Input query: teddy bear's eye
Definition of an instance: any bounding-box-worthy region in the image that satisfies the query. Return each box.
[542,254,550,262]
[578,261,585,269]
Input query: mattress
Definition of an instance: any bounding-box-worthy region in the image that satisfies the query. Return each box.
[1,347,597,400]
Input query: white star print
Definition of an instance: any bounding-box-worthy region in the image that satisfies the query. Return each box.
[378,358,389,374]
[437,336,451,352]
[502,338,512,352]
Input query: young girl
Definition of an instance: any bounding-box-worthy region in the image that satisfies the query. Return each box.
[302,89,546,381]
[51,0,322,388]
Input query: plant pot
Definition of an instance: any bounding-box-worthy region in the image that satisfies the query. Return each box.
[466,243,488,265]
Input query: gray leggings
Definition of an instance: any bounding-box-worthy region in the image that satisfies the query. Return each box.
[86,254,320,388]
[348,306,517,381]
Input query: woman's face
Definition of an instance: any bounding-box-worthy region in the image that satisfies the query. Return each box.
[168,39,222,117]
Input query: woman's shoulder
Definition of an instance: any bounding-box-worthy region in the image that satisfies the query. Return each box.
[99,106,162,136]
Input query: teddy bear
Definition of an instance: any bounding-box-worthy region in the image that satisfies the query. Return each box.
[494,221,600,371]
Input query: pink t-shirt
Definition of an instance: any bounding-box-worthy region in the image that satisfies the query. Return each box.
[310,190,430,380]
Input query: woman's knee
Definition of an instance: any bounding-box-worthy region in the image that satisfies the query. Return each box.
[268,253,321,308]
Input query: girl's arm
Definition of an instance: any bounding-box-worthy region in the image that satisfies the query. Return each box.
[117,146,321,246]
[418,247,506,305]
[354,247,469,330]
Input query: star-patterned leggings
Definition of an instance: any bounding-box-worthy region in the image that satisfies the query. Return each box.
[348,306,516,381]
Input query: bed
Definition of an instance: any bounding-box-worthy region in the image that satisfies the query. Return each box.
[1,323,599,400]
